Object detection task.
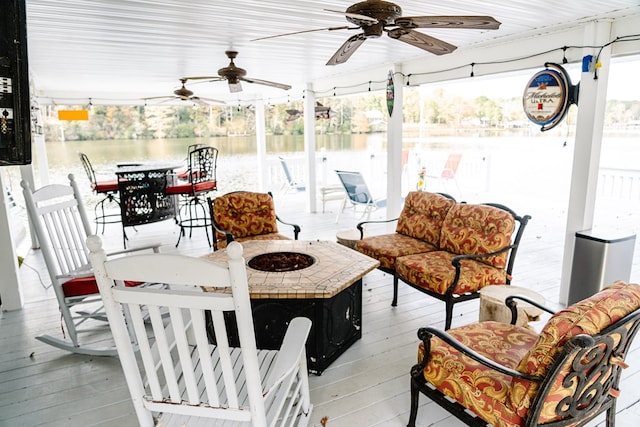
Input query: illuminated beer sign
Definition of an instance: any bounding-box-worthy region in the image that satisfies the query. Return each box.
[523,63,577,131]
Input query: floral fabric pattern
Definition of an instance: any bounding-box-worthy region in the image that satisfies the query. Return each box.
[419,321,539,427]
[510,281,640,418]
[354,234,437,270]
[396,250,507,295]
[212,192,279,243]
[396,191,455,246]
[439,203,516,269]
[354,191,453,270]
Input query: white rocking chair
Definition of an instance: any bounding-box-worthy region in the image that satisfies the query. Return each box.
[87,237,313,426]
[21,174,160,356]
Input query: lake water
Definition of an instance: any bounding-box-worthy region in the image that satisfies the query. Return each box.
[3,131,640,227]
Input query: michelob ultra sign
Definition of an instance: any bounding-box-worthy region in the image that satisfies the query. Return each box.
[523,63,577,131]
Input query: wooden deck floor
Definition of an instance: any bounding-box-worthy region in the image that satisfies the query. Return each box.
[2,190,640,426]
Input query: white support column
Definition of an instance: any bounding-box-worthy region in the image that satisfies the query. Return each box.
[0,168,24,310]
[255,98,267,192]
[559,20,612,305]
[304,85,317,213]
[386,66,404,220]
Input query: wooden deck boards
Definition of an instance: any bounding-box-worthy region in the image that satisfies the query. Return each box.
[2,190,639,426]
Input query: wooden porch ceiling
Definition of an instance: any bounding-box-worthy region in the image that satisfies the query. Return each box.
[24,0,640,104]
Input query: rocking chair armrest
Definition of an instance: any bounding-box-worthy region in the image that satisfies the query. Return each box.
[276,215,301,240]
[263,317,312,397]
[356,218,399,238]
[58,268,94,280]
[417,327,543,382]
[107,242,162,256]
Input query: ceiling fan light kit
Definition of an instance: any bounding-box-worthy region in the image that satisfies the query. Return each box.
[182,50,291,93]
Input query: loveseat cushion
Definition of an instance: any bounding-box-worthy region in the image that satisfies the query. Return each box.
[419,321,539,427]
[439,203,516,269]
[354,234,437,270]
[396,191,456,246]
[396,251,508,295]
[510,281,640,418]
[212,192,279,241]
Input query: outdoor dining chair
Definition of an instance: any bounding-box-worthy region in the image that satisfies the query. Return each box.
[78,152,121,233]
[20,174,160,356]
[87,236,313,426]
[165,145,218,247]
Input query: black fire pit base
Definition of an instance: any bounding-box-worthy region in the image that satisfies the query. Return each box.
[208,279,362,375]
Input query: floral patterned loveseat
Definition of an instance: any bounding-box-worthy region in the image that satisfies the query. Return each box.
[408,281,640,427]
[209,191,300,250]
[354,191,531,329]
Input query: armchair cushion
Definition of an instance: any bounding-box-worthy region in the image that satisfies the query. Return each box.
[396,251,507,295]
[396,191,456,246]
[212,191,279,241]
[419,321,539,427]
[510,281,640,418]
[215,232,291,250]
[439,203,516,269]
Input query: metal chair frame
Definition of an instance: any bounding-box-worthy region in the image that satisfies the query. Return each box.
[78,152,121,234]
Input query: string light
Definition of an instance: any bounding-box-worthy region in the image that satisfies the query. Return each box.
[41,34,640,106]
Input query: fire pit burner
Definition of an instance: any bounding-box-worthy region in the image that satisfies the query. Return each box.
[248,251,315,272]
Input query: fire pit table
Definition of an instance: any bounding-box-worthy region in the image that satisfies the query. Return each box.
[202,239,379,374]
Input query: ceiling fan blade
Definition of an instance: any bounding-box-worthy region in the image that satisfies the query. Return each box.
[182,76,225,82]
[326,33,366,65]
[386,28,456,55]
[192,96,226,105]
[228,81,243,93]
[240,76,291,91]
[251,26,350,42]
[394,16,501,30]
[323,8,379,24]
[141,95,175,100]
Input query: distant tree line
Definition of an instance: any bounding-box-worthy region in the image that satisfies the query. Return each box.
[40,89,640,142]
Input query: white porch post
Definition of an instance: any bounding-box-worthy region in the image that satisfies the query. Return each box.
[559,20,612,305]
[0,169,24,310]
[304,85,317,213]
[386,65,404,220]
[255,98,267,192]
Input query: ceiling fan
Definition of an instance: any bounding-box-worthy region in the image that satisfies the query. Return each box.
[253,0,501,65]
[182,50,292,93]
[286,102,334,120]
[142,79,224,106]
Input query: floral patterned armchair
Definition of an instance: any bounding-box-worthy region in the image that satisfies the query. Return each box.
[208,191,300,250]
[408,281,640,427]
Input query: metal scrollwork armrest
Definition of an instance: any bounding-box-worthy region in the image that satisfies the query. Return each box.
[505,295,556,325]
[416,326,543,382]
[276,215,301,239]
[356,217,399,239]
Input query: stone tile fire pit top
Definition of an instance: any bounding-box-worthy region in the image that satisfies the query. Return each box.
[202,240,380,299]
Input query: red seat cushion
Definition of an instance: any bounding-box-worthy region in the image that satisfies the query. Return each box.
[62,275,143,297]
[92,180,119,193]
[165,180,217,195]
